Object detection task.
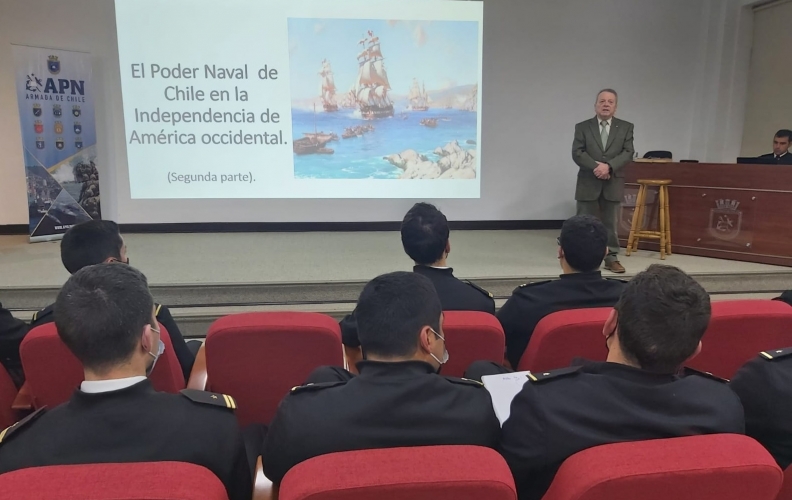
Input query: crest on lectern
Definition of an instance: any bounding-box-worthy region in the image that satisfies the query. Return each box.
[708,199,742,241]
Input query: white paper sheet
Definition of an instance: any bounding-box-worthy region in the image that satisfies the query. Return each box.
[481,371,531,425]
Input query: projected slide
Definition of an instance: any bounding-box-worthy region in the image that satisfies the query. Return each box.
[115,0,483,199]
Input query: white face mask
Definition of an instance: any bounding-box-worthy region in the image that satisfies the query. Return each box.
[428,327,449,366]
[146,326,165,376]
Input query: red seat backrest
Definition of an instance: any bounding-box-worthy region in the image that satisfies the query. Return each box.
[777,464,792,500]
[205,312,343,427]
[688,300,792,379]
[20,322,184,408]
[542,434,782,500]
[0,461,229,500]
[278,445,516,500]
[0,363,18,429]
[441,311,505,377]
[517,308,611,372]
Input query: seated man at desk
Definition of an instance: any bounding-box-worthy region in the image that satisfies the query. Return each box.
[758,129,792,165]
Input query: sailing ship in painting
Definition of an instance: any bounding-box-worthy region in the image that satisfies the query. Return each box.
[319,59,338,112]
[353,30,394,119]
[408,79,429,111]
[338,90,357,109]
[293,104,335,155]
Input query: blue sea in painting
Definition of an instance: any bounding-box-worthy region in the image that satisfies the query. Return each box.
[291,107,478,179]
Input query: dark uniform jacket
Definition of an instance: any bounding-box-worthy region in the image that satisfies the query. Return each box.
[572,117,635,202]
[0,380,251,500]
[500,360,745,500]
[497,272,626,368]
[340,266,495,347]
[262,360,501,484]
[731,348,792,468]
[30,303,194,380]
[758,152,792,165]
[0,303,28,388]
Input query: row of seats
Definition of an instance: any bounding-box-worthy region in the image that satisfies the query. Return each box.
[0,437,789,500]
[5,299,792,428]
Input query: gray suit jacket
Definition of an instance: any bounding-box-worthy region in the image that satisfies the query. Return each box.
[572,117,635,202]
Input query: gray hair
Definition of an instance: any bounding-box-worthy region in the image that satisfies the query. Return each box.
[596,89,618,103]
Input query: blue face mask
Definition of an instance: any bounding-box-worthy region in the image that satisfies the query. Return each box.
[146,326,165,376]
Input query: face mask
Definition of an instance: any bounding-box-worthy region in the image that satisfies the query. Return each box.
[146,326,165,376]
[428,327,449,368]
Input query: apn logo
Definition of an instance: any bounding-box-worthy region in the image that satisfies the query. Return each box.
[24,73,85,95]
[26,74,43,93]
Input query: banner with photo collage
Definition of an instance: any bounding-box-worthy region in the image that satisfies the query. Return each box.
[12,45,101,242]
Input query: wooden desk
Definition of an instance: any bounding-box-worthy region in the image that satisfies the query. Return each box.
[617,162,792,267]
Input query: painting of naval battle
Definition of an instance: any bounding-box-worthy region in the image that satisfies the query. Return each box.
[287,18,481,180]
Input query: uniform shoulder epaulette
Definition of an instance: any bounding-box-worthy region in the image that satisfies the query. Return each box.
[154,303,162,316]
[31,304,54,324]
[606,278,629,284]
[759,347,792,361]
[682,367,729,383]
[463,280,493,299]
[290,380,347,394]
[518,280,552,289]
[527,366,581,383]
[0,408,46,446]
[442,376,484,388]
[180,389,237,409]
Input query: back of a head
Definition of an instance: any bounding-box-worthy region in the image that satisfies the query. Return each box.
[616,264,711,373]
[400,203,449,265]
[560,215,608,272]
[55,263,154,372]
[60,220,123,274]
[356,271,442,358]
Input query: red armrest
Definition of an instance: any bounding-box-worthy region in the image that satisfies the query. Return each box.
[187,343,209,391]
[11,382,33,411]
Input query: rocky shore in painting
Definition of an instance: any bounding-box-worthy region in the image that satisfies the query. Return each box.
[383,140,477,179]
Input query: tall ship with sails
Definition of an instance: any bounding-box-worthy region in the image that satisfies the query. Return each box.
[319,59,338,112]
[353,30,394,119]
[339,89,357,109]
[408,79,429,111]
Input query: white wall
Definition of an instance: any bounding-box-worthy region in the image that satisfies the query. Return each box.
[741,0,792,156]
[0,0,754,225]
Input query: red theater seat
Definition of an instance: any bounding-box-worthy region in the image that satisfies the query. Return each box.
[205,312,343,427]
[0,363,18,429]
[278,445,517,500]
[777,465,792,500]
[441,311,505,377]
[19,322,184,409]
[517,308,611,372]
[0,461,229,500]
[688,300,792,379]
[541,434,782,500]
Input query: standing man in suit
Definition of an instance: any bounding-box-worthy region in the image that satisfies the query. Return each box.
[572,89,635,274]
[758,129,792,165]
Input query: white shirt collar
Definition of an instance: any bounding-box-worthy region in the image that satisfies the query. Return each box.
[80,376,147,394]
[428,265,451,270]
[779,151,789,158]
[598,117,612,127]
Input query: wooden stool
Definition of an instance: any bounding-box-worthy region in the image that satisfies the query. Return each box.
[626,179,672,259]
